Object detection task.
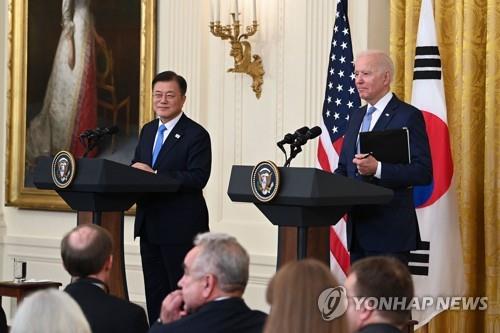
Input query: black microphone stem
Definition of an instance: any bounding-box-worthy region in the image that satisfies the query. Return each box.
[284,145,302,167]
[82,139,98,158]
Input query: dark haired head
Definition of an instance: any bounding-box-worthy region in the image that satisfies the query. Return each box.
[348,256,414,327]
[152,71,187,96]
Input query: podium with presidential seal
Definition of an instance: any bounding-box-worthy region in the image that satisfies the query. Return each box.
[228,162,394,269]
[33,153,180,300]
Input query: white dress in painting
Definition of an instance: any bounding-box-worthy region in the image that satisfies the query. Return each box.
[27,0,97,167]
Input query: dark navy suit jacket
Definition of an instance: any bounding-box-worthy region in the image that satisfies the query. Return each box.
[336,94,432,252]
[148,297,267,333]
[357,323,403,333]
[132,113,211,244]
[65,278,149,333]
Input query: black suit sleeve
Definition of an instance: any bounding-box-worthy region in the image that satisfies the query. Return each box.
[148,322,164,333]
[335,139,350,177]
[335,117,357,177]
[131,126,148,166]
[130,307,149,333]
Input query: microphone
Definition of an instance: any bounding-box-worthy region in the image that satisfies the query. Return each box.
[277,126,309,147]
[96,126,119,136]
[80,126,119,139]
[79,129,94,138]
[306,126,322,140]
[79,126,120,158]
[292,126,322,147]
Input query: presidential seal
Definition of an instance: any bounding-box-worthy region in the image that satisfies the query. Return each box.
[51,151,76,188]
[251,161,280,202]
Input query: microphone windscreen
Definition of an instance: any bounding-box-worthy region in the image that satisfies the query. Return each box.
[106,126,120,135]
[306,126,322,139]
[295,126,309,135]
[283,133,295,144]
[79,129,92,138]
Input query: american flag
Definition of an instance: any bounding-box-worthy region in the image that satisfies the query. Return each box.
[316,0,360,281]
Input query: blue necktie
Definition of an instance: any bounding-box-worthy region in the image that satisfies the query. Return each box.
[357,106,377,153]
[152,124,166,166]
[360,106,377,132]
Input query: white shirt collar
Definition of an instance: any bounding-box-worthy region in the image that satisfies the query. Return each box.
[157,112,183,131]
[368,91,393,113]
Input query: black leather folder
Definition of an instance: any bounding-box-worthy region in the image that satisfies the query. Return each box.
[359,128,410,164]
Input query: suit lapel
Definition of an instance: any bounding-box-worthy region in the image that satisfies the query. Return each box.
[352,105,366,133]
[372,95,400,131]
[154,113,188,166]
[145,121,159,165]
[347,105,366,149]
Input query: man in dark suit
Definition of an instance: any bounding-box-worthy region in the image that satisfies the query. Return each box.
[61,224,149,333]
[149,232,267,333]
[344,256,414,333]
[131,71,211,323]
[336,50,432,265]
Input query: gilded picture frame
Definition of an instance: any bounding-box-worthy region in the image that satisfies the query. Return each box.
[5,0,156,210]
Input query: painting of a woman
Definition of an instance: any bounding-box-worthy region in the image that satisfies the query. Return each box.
[26,0,101,167]
[6,0,148,208]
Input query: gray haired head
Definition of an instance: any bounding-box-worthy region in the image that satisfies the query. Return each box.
[355,49,395,82]
[11,289,91,333]
[191,232,250,293]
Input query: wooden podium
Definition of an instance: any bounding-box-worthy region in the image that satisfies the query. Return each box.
[227,166,393,268]
[34,157,180,299]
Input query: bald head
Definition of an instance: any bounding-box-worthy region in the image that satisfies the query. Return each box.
[67,225,97,250]
[61,225,113,278]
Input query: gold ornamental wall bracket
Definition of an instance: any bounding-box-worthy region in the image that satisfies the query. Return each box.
[209,0,264,99]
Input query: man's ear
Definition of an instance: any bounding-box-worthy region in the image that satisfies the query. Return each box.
[104,255,113,271]
[383,70,391,86]
[359,299,375,323]
[201,274,217,298]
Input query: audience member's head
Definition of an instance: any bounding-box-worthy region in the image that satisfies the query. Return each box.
[60,224,113,282]
[10,289,91,333]
[345,256,414,333]
[263,259,347,333]
[178,232,250,313]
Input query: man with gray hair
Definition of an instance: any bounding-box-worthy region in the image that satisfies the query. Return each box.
[148,232,266,333]
[335,50,432,265]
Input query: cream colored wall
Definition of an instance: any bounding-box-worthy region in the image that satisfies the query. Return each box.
[0,0,388,323]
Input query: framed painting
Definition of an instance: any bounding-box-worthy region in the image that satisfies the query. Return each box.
[6,0,156,210]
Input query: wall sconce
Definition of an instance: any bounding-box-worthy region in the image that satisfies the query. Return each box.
[209,0,265,99]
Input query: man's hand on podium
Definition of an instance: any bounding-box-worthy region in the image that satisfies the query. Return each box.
[131,162,155,173]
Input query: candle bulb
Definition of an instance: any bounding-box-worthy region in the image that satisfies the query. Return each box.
[252,0,256,21]
[210,0,214,22]
[234,0,239,16]
[215,0,220,21]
